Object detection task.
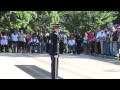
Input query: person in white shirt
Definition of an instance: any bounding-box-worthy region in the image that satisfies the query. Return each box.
[11,30,19,53]
[96,30,101,42]
[18,30,26,53]
[68,38,75,46]
[28,33,39,53]
[63,38,68,53]
[11,31,18,42]
[68,37,75,53]
[82,34,88,54]
[95,29,102,54]
[45,32,50,37]
[99,30,106,54]
[104,30,111,55]
[62,33,68,53]
[0,36,9,52]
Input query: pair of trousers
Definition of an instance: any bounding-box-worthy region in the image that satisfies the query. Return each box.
[51,55,59,79]
[1,45,9,52]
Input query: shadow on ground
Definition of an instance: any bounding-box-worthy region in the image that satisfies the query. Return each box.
[15,65,63,79]
[0,53,119,66]
[84,54,120,65]
[0,53,49,57]
[60,54,120,65]
[15,65,51,79]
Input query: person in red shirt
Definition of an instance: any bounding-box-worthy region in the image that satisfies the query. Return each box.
[88,31,95,41]
[25,32,32,53]
[26,32,31,44]
[88,31,95,54]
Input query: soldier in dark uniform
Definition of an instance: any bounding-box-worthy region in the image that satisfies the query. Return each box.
[49,24,61,79]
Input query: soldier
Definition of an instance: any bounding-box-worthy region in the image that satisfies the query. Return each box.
[49,24,61,79]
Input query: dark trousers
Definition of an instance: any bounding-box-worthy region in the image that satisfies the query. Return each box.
[68,45,75,53]
[76,44,81,54]
[89,41,95,54]
[46,43,49,53]
[59,42,64,54]
[1,45,9,52]
[12,41,18,53]
[96,42,101,54]
[51,55,59,79]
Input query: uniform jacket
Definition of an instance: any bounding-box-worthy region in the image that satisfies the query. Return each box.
[49,31,60,55]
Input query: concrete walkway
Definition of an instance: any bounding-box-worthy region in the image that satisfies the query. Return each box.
[0,53,120,79]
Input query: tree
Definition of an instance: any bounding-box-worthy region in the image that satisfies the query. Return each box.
[59,11,118,33]
[0,11,119,34]
[29,11,51,32]
[0,11,37,32]
[29,11,60,33]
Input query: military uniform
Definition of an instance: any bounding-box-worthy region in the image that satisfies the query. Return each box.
[49,25,60,79]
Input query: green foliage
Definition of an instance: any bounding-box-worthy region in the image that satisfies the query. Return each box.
[0,11,37,31]
[59,11,118,33]
[0,11,119,34]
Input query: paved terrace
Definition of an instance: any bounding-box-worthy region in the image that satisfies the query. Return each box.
[0,53,120,79]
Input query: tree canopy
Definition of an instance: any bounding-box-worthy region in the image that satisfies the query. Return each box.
[0,11,119,34]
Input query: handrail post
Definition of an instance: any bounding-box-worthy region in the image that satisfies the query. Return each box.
[103,41,104,58]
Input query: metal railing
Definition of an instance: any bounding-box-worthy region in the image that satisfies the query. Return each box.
[88,40,120,59]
